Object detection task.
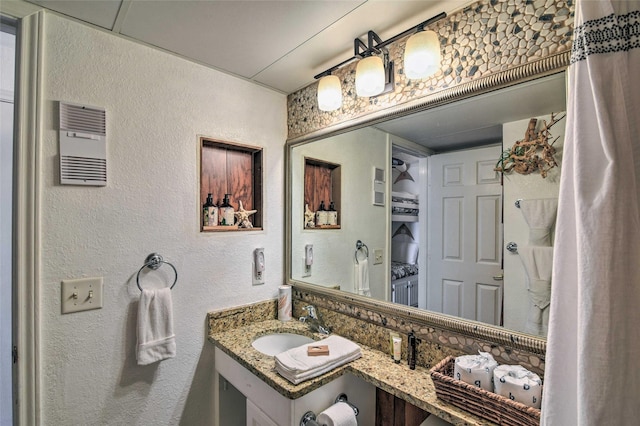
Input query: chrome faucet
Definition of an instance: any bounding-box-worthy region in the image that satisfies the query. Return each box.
[299,305,331,335]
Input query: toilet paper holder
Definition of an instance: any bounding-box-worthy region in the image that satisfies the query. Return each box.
[300,393,359,426]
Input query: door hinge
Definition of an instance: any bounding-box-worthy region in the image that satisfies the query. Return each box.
[12,346,18,364]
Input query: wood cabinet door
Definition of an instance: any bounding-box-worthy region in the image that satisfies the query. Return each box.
[375,388,429,426]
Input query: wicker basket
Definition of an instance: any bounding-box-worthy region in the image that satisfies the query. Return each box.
[430,356,541,426]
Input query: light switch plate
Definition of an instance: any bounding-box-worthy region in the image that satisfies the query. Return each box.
[61,277,103,314]
[374,249,383,265]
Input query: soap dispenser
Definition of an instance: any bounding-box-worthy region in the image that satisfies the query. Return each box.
[219,194,235,226]
[328,201,338,226]
[203,193,217,227]
[316,200,328,226]
[408,332,416,370]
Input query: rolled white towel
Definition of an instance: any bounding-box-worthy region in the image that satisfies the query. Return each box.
[493,364,543,409]
[453,352,498,392]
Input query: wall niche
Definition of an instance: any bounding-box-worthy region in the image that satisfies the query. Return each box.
[200,137,263,231]
[304,157,341,229]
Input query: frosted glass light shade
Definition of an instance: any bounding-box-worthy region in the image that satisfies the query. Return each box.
[404,30,441,79]
[317,75,342,111]
[355,56,385,97]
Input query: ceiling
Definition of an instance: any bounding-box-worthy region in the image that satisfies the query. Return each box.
[26,0,469,94]
[24,0,566,152]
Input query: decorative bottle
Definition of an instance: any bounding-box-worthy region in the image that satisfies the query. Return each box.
[203,193,216,227]
[328,201,338,226]
[316,200,328,226]
[219,193,235,226]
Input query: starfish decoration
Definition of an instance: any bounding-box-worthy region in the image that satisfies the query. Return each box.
[234,200,257,228]
[304,203,315,228]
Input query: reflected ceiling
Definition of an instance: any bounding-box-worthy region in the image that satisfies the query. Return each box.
[374,72,567,151]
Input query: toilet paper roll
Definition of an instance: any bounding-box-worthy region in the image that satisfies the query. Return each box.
[278,285,292,321]
[316,402,357,426]
[493,365,543,409]
[453,352,498,392]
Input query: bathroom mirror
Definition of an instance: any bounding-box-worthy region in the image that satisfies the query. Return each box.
[286,55,569,345]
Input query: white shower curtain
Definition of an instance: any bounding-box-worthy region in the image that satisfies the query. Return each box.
[542,1,640,425]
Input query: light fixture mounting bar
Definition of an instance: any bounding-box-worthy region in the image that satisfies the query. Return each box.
[376,12,446,50]
[314,11,446,80]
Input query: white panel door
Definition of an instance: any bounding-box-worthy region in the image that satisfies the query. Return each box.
[428,145,503,324]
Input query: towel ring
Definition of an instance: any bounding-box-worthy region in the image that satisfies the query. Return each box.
[136,253,178,292]
[355,240,369,264]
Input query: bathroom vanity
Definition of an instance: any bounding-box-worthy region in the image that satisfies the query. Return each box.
[209,312,497,426]
[216,347,374,425]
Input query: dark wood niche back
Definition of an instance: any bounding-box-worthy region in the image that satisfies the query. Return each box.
[200,137,263,231]
[304,157,341,229]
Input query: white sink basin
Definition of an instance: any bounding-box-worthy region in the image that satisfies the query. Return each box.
[251,332,315,356]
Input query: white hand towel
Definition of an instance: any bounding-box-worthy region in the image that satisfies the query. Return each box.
[518,246,554,335]
[275,335,361,384]
[519,198,558,246]
[137,288,176,365]
[453,352,498,391]
[354,258,371,296]
[316,402,357,426]
[493,364,543,409]
[276,351,362,384]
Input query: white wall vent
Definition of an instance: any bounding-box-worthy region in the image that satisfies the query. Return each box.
[373,167,385,206]
[59,101,107,186]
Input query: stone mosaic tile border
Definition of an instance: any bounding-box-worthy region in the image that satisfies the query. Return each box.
[287,0,574,140]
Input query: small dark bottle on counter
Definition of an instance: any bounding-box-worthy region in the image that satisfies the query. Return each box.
[408,332,416,370]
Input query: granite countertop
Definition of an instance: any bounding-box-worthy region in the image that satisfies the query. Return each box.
[209,319,496,426]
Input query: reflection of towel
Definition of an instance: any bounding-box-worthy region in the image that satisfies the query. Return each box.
[454,352,498,392]
[354,258,371,296]
[519,246,554,336]
[493,364,543,409]
[275,335,362,384]
[519,198,558,246]
[137,288,176,365]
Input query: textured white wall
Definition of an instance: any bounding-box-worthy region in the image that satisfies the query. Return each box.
[291,127,388,299]
[40,14,286,425]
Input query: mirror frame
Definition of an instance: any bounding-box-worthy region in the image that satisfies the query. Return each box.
[286,51,570,355]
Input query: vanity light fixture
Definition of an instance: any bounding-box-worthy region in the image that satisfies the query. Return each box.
[404,26,441,79]
[317,74,342,112]
[355,55,386,96]
[314,12,446,109]
[354,31,394,97]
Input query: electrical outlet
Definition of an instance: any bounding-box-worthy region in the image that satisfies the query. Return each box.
[253,248,265,285]
[252,262,265,285]
[302,258,311,277]
[374,249,383,265]
[61,277,103,314]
